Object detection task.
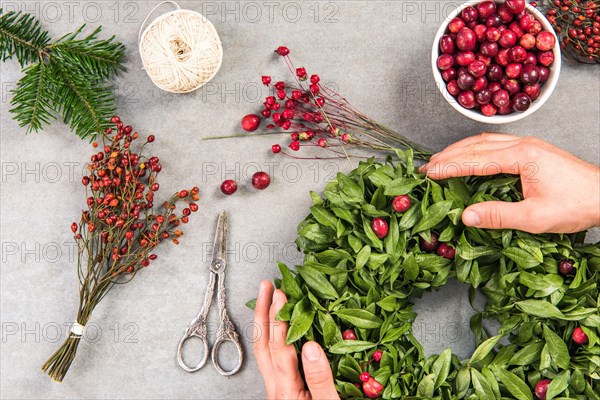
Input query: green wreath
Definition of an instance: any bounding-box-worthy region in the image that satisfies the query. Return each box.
[258,150,600,399]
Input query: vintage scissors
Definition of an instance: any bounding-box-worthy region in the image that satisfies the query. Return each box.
[177,211,244,375]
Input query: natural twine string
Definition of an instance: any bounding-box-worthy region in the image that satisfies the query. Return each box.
[138,1,223,93]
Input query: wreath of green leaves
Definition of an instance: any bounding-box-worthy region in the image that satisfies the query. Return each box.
[253,150,600,399]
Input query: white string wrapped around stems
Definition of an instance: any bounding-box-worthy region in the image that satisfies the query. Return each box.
[138,1,223,93]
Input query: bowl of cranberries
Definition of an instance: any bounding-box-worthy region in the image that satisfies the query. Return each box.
[432,0,561,123]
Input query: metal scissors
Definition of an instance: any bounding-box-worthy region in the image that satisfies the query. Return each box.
[177,211,244,375]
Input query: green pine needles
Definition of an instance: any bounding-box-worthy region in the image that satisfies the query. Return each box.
[0,9,126,139]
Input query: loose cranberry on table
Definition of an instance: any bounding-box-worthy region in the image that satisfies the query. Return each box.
[241,114,260,132]
[437,2,556,117]
[220,180,237,195]
[252,171,271,190]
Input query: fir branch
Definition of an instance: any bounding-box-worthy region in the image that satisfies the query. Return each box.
[10,62,55,132]
[0,9,50,66]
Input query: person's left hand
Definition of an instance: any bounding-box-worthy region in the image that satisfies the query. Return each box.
[254,280,339,400]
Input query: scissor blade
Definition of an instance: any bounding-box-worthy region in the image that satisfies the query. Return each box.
[211,211,228,267]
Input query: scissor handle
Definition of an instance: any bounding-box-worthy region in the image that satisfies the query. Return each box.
[211,321,244,376]
[177,326,210,372]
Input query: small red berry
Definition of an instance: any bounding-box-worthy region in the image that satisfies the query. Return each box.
[437,243,456,259]
[149,254,157,260]
[189,203,199,212]
[141,259,150,267]
[241,114,261,132]
[71,223,78,233]
[275,81,285,90]
[179,190,189,197]
[310,74,320,84]
[221,180,237,195]
[419,232,439,253]
[534,379,551,400]
[363,377,384,399]
[296,67,307,78]
[371,218,389,239]
[342,329,357,340]
[289,141,300,151]
[110,115,120,123]
[558,259,575,275]
[392,195,411,212]
[147,135,155,143]
[572,327,589,345]
[359,372,371,383]
[372,350,383,362]
[275,46,290,56]
[262,76,271,85]
[252,172,271,190]
[318,138,327,147]
[272,144,282,153]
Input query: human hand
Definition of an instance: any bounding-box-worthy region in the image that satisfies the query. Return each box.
[254,280,339,400]
[420,133,600,234]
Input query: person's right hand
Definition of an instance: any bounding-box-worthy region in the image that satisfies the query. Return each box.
[420,133,600,234]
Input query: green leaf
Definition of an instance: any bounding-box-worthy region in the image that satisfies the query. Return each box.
[278,262,303,300]
[456,367,471,398]
[297,266,339,300]
[376,296,398,312]
[362,218,383,250]
[334,309,383,329]
[470,335,501,365]
[398,202,422,231]
[329,340,376,354]
[275,302,294,321]
[286,310,315,344]
[384,177,423,196]
[356,245,371,270]
[403,254,419,281]
[470,368,495,399]
[245,298,256,310]
[338,173,363,200]
[431,349,451,390]
[515,300,564,319]
[319,312,342,347]
[509,341,544,366]
[309,191,323,205]
[493,367,533,400]
[381,323,410,344]
[546,370,570,400]
[311,205,339,229]
[542,325,570,369]
[412,200,453,234]
[503,247,541,269]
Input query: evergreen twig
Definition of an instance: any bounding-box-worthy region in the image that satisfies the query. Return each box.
[0,9,126,139]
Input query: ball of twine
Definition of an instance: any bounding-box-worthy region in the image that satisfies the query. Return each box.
[139,2,223,93]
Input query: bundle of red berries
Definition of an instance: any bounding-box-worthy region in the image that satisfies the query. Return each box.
[42,116,199,382]
[239,46,432,161]
[540,0,600,63]
[436,0,557,116]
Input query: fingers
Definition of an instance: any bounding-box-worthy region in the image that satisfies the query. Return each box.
[302,342,339,400]
[254,280,276,396]
[269,290,305,396]
[436,132,519,154]
[463,200,540,232]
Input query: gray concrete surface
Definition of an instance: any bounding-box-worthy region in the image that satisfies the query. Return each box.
[1,1,598,398]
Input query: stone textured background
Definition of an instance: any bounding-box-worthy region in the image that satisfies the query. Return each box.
[1,1,598,398]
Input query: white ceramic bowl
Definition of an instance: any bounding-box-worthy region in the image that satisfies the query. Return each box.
[431,0,562,124]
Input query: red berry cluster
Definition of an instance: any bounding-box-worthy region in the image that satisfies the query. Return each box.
[73,116,199,275]
[419,232,456,259]
[437,0,556,117]
[544,0,600,63]
[220,171,271,195]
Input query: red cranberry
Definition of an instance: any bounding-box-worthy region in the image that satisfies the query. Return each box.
[447,80,460,96]
[486,14,502,28]
[392,195,411,212]
[504,79,521,96]
[472,76,488,92]
[468,60,487,77]
[481,103,498,116]
[252,172,271,190]
[372,350,383,362]
[480,40,499,56]
[241,114,260,132]
[437,54,455,70]
[534,379,551,400]
[520,65,540,84]
[497,4,514,23]
[419,233,439,253]
[520,13,536,31]
[461,6,478,23]
[363,377,384,399]
[536,31,556,51]
[506,63,523,79]
[572,327,589,345]
[371,218,389,239]
[488,82,502,92]
[220,180,237,195]
[524,51,538,65]
[520,33,536,49]
[513,93,532,111]
[486,64,503,81]
[510,46,527,62]
[440,34,457,54]
[492,89,510,107]
[495,48,510,66]
[485,26,501,42]
[476,88,493,104]
[529,21,542,35]
[342,329,357,340]
[449,17,466,33]
[510,22,525,38]
[272,144,282,153]
[477,1,497,18]
[506,0,526,14]
[457,28,477,51]
[458,90,476,108]
[442,68,457,82]
[523,83,541,101]
[498,102,513,115]
[499,30,517,48]
[474,24,487,42]
[476,53,492,65]
[437,243,456,259]
[276,46,290,56]
[539,66,550,83]
[537,51,554,67]
[360,372,371,383]
[558,259,575,275]
[456,51,476,66]
[262,76,272,85]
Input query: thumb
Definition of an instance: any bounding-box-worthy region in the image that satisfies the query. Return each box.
[301,342,339,400]
[462,200,538,232]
